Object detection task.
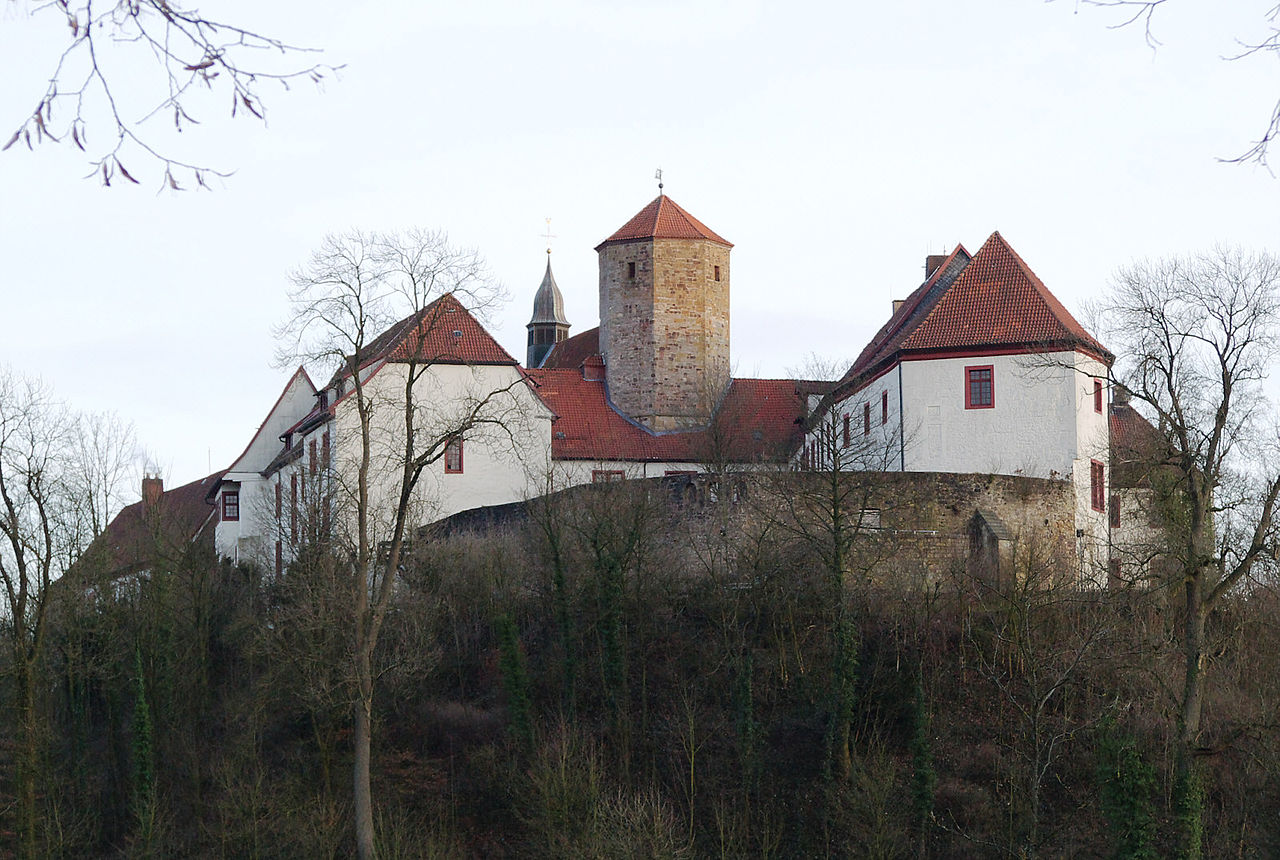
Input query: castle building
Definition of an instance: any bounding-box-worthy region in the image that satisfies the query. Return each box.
[156,189,1138,581]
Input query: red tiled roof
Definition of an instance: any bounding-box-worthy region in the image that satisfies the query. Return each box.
[595,195,732,249]
[332,293,517,388]
[901,233,1110,357]
[1110,399,1164,488]
[78,471,226,578]
[384,292,518,365]
[837,233,1111,399]
[525,370,802,463]
[539,326,601,370]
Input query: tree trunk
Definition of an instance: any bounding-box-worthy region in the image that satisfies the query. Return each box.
[353,646,376,859]
[15,652,38,859]
[1175,574,1208,859]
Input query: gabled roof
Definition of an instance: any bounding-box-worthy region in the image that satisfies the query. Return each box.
[525,370,802,463]
[595,195,732,250]
[337,293,518,384]
[383,292,518,365]
[539,326,601,371]
[1110,395,1164,489]
[836,232,1111,400]
[79,471,226,578]
[223,367,316,475]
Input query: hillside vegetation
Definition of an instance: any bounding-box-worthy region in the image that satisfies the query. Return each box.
[6,477,1280,858]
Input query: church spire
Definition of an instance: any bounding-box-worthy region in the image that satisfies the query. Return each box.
[526,255,570,368]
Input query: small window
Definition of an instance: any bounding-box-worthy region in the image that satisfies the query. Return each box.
[275,540,283,578]
[445,437,464,473]
[222,491,240,522]
[843,414,851,448]
[881,390,888,425]
[291,474,298,536]
[714,265,721,282]
[860,508,882,529]
[322,432,330,469]
[863,402,871,436]
[1109,492,1120,528]
[592,469,625,483]
[627,261,636,279]
[965,365,994,409]
[1091,460,1105,512]
[309,439,317,475]
[275,483,282,519]
[1093,379,1104,414]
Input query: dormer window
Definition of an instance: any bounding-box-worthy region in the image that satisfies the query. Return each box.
[222,491,240,522]
[319,390,329,409]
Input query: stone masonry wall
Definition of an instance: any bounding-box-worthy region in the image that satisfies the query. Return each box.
[598,238,730,430]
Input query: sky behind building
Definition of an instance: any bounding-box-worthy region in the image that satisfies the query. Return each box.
[1,0,1278,488]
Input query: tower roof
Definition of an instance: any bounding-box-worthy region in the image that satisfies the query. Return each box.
[595,194,733,250]
[528,257,570,327]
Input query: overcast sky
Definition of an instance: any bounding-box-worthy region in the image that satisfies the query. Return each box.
[2,0,1278,491]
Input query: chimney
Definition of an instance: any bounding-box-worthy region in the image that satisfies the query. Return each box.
[925,254,948,279]
[582,354,606,382]
[141,475,163,511]
[892,299,906,316]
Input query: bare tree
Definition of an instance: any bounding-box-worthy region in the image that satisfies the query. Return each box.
[767,357,902,781]
[66,410,139,545]
[5,0,339,187]
[1095,247,1280,857]
[278,229,540,859]
[1059,1,1280,166]
[0,370,76,856]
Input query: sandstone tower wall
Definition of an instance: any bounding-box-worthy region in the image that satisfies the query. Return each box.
[599,238,730,430]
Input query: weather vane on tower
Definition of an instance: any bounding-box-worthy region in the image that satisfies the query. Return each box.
[542,217,556,256]
[655,167,663,194]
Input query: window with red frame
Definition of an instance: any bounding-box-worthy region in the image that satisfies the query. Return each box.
[863,402,871,435]
[1109,493,1120,528]
[881,390,888,425]
[275,540,283,578]
[290,474,298,536]
[275,483,282,519]
[965,365,994,409]
[843,414,850,448]
[445,437,464,473]
[592,469,624,483]
[221,491,239,521]
[1091,460,1105,512]
[309,439,317,474]
[1093,379,1104,413]
[321,431,330,469]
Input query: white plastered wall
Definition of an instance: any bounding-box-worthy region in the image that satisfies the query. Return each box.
[324,362,553,547]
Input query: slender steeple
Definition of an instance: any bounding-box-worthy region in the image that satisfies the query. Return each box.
[526,254,570,368]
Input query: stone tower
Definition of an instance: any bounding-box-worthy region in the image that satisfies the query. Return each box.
[526,255,570,368]
[595,195,732,430]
